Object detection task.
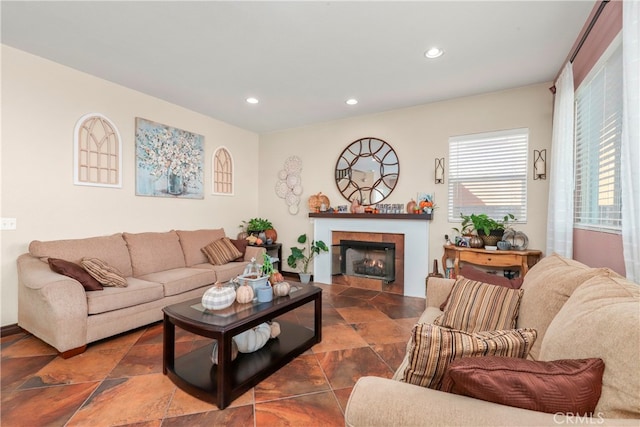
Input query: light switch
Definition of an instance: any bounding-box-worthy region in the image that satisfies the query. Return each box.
[1,218,17,230]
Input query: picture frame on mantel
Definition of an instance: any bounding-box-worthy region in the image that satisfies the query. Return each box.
[135,118,204,199]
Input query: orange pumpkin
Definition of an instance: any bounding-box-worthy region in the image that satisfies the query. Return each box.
[270,271,284,283]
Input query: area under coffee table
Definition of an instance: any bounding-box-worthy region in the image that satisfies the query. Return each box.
[162,284,322,409]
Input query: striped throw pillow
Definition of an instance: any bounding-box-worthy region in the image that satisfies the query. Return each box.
[81,257,128,287]
[395,323,537,390]
[202,237,243,265]
[434,277,524,332]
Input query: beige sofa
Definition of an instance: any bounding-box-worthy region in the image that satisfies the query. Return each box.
[17,229,264,358]
[345,254,640,426]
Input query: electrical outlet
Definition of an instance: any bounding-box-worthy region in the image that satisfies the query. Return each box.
[1,218,17,230]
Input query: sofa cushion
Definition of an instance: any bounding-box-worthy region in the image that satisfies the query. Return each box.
[47,258,103,291]
[516,253,613,360]
[81,258,128,287]
[435,278,524,332]
[30,233,133,277]
[393,323,537,390]
[540,274,640,419]
[176,229,226,266]
[192,261,249,283]
[86,277,164,315]
[202,237,243,265]
[137,267,217,297]
[123,231,186,277]
[441,356,604,415]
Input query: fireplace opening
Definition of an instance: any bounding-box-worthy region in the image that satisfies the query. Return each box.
[334,240,395,284]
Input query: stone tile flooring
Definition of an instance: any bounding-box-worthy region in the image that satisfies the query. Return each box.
[1,283,425,427]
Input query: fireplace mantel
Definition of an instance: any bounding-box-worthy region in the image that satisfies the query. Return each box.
[309,212,432,221]
[311,214,430,298]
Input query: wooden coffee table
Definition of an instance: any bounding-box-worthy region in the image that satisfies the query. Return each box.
[162,284,322,409]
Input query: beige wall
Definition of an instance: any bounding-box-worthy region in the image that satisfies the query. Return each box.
[1,46,260,326]
[258,84,553,277]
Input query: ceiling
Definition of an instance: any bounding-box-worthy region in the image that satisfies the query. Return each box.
[1,1,595,134]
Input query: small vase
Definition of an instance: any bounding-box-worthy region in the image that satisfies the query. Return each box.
[167,173,183,195]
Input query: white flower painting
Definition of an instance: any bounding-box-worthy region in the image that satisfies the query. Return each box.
[135,118,204,199]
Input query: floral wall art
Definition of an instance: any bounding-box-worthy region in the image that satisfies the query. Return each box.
[135,118,204,199]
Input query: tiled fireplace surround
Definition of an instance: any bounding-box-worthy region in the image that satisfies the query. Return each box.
[312,214,430,298]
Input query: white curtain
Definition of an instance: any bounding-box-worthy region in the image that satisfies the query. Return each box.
[622,0,640,282]
[546,63,575,258]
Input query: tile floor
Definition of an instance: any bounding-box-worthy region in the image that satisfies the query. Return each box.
[1,283,426,427]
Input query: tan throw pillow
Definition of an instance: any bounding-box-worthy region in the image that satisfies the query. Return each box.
[441,356,605,415]
[202,237,243,265]
[434,277,524,332]
[394,323,537,390]
[81,257,128,287]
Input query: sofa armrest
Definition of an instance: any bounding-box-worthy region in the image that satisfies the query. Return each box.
[244,245,266,262]
[425,276,455,309]
[17,254,89,353]
[345,376,635,427]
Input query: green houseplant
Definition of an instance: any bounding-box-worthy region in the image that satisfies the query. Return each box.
[461,213,516,247]
[287,234,328,284]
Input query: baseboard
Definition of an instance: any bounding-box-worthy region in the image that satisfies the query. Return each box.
[1,323,24,337]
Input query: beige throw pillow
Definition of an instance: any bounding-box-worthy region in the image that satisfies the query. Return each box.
[434,277,524,332]
[81,257,128,287]
[394,323,537,390]
[202,237,243,265]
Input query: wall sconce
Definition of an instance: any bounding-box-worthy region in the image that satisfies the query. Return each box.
[533,149,546,180]
[435,158,445,184]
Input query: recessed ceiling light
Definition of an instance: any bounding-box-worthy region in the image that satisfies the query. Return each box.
[246,97,259,104]
[346,98,358,105]
[424,47,444,59]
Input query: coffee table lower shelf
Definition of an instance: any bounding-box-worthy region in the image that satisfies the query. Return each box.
[165,321,316,405]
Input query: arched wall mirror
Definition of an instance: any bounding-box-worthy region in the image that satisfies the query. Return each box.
[335,137,399,206]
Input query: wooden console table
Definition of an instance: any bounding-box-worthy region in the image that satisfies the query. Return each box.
[442,245,542,278]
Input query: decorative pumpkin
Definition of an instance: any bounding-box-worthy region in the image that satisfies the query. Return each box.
[270,271,284,284]
[264,228,277,243]
[201,281,236,311]
[406,199,417,213]
[236,283,255,304]
[233,323,272,353]
[273,281,291,297]
[210,339,239,365]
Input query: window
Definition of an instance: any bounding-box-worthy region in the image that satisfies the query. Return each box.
[74,113,122,187]
[212,147,233,195]
[448,128,528,222]
[574,38,622,231]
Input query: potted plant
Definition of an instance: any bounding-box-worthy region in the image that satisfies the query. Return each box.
[464,213,516,247]
[240,218,277,243]
[286,233,329,284]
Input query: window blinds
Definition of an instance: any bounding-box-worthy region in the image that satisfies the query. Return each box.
[448,128,528,222]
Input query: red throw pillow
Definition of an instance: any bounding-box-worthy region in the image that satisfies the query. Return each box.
[439,265,523,310]
[441,356,604,415]
[230,238,249,261]
[48,258,103,291]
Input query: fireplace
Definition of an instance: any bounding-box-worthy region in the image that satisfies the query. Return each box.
[336,240,395,284]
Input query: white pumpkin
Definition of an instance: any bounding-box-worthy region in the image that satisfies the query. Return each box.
[201,281,236,310]
[210,339,239,365]
[273,281,291,297]
[233,323,272,353]
[236,283,254,304]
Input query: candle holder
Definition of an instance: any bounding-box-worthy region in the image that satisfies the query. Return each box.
[533,149,546,180]
[435,158,445,184]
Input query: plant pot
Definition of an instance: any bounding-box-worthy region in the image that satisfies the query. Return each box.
[478,229,504,247]
[298,273,311,284]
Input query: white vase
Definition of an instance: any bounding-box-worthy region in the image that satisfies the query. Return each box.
[298,273,311,284]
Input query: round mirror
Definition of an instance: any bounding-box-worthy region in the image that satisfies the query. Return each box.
[335,137,399,206]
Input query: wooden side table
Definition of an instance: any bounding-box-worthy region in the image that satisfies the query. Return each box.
[442,245,542,278]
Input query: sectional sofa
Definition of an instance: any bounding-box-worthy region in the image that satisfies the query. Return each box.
[17,229,264,358]
[345,254,640,426]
